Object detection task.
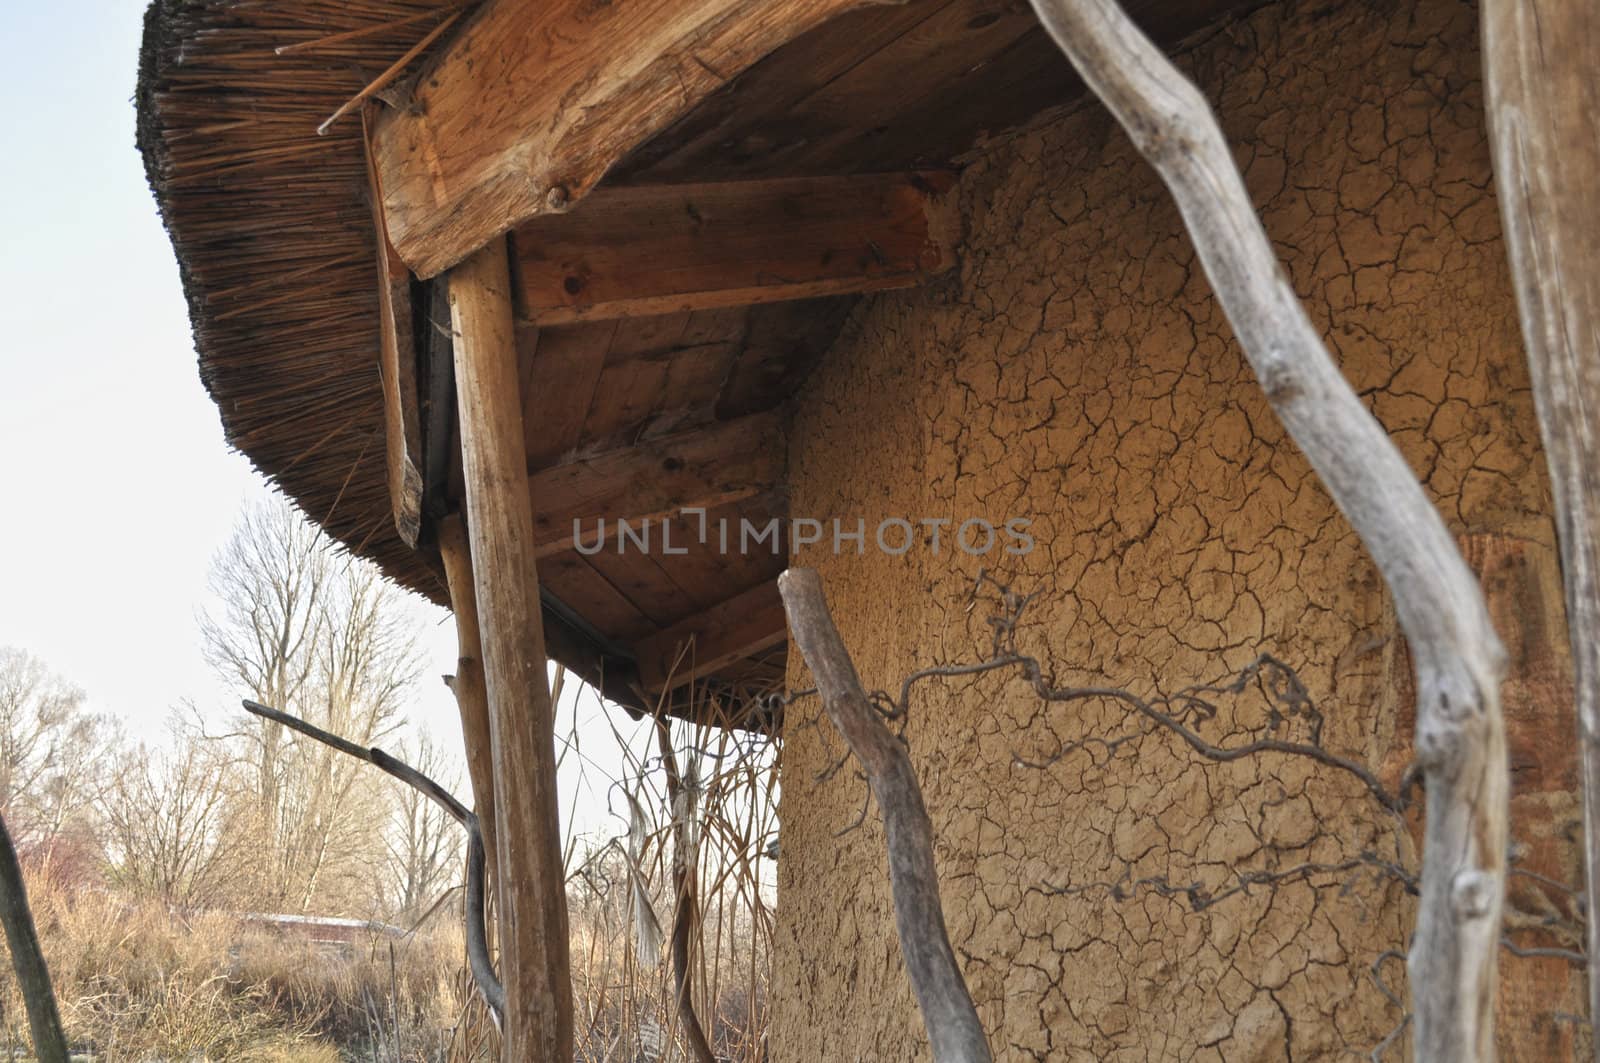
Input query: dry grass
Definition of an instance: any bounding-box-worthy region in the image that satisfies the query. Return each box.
[0,866,469,1061]
[0,682,783,1062]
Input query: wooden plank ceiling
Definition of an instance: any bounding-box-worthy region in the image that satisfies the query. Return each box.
[421,0,1245,720]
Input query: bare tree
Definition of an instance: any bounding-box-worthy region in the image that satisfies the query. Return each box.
[103,722,251,909]
[0,648,111,862]
[201,497,424,912]
[383,732,465,921]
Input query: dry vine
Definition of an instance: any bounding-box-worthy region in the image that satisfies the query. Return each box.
[1025,0,1510,1056]
[776,569,1582,1059]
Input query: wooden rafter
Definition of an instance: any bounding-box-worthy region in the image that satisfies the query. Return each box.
[362,106,425,546]
[370,0,898,278]
[510,173,957,324]
[634,580,788,693]
[529,411,785,557]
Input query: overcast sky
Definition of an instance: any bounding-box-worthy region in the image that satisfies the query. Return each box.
[0,0,650,845]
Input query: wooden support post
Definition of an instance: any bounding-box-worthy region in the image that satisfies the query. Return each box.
[437,514,500,885]
[447,238,573,1061]
[1481,0,1600,1046]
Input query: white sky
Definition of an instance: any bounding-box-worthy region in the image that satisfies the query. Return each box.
[0,0,652,846]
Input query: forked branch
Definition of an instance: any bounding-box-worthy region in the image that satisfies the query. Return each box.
[1025,1,1509,1057]
[241,699,505,1021]
[778,568,992,1063]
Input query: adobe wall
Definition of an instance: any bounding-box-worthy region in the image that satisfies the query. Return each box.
[771,0,1583,1059]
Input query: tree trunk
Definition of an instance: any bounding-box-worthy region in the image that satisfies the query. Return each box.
[1480,1,1600,1049]
[1024,1,1510,1057]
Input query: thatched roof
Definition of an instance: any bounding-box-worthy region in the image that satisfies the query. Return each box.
[137,0,458,606]
[136,0,1254,718]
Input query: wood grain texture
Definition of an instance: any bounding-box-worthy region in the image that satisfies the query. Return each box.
[1027,0,1509,1057]
[1481,0,1600,1048]
[509,173,956,324]
[517,322,615,469]
[437,515,499,885]
[530,411,785,557]
[371,0,894,278]
[635,579,789,692]
[363,106,425,547]
[447,239,572,1060]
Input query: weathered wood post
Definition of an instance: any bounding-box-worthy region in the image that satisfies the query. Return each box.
[1480,0,1600,1048]
[448,238,574,1061]
[438,514,501,887]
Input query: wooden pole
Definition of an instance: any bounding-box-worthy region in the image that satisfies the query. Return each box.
[1480,0,1600,1047]
[438,514,500,886]
[447,238,573,1061]
[778,568,992,1063]
[1025,1,1509,1057]
[0,812,68,1063]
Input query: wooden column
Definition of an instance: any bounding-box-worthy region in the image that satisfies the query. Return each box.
[447,239,573,1060]
[438,515,500,885]
[1481,0,1600,1045]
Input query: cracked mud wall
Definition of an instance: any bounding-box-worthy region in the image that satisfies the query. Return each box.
[771,0,1583,1058]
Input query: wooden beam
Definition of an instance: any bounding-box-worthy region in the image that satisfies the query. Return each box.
[1481,0,1600,1048]
[530,411,785,557]
[511,173,957,325]
[436,515,499,885]
[447,239,573,1061]
[370,0,895,278]
[634,580,788,692]
[363,106,425,546]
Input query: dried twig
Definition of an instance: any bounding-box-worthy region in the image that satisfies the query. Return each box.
[241,699,505,1021]
[779,568,992,1063]
[656,720,716,1063]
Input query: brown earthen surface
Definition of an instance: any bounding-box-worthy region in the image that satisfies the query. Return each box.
[771,0,1583,1058]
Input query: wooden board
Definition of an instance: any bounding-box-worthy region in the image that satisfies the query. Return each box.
[634,579,790,692]
[529,412,786,556]
[509,173,957,324]
[616,0,1250,182]
[517,322,615,469]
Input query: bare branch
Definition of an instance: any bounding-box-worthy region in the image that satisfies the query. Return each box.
[240,698,504,1021]
[1024,1,1509,1056]
[778,567,992,1063]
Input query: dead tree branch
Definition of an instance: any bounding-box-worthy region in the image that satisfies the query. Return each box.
[0,810,67,1063]
[654,719,716,1063]
[1025,1,1510,1056]
[778,568,992,1063]
[241,699,505,1021]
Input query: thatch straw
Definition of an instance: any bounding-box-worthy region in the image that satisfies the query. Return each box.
[137,0,465,605]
